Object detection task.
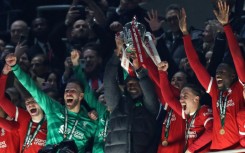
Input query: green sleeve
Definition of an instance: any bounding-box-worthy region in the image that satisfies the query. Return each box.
[12,64,62,113]
[92,111,109,153]
[73,65,106,117]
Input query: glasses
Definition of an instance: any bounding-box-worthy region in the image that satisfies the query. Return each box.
[64,89,81,94]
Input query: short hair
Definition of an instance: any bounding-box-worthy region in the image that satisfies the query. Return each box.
[82,42,102,57]
[183,83,204,98]
[67,78,84,92]
[165,4,181,14]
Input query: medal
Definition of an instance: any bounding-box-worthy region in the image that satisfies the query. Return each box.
[219,128,225,135]
[161,140,168,146]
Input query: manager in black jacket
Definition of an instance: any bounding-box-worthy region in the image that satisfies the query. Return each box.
[103,52,160,153]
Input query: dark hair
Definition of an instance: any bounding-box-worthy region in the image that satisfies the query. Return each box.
[183,83,204,98]
[67,78,84,92]
[165,4,181,14]
[124,76,139,85]
[82,42,102,58]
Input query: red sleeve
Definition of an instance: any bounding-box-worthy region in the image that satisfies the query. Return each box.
[0,117,19,131]
[159,71,182,116]
[188,106,213,152]
[0,74,8,98]
[183,35,212,90]
[142,50,167,105]
[142,51,160,87]
[0,74,30,121]
[224,25,245,82]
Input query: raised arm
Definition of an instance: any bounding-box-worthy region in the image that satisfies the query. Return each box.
[71,50,106,116]
[214,1,245,82]
[136,66,159,116]
[179,8,212,90]
[103,53,122,112]
[0,66,29,130]
[5,53,59,113]
[158,61,182,116]
[0,118,19,132]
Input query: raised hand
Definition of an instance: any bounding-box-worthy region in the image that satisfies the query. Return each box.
[2,64,12,75]
[131,52,140,70]
[157,61,169,72]
[213,1,229,25]
[65,6,82,26]
[185,150,191,153]
[64,57,73,70]
[110,21,123,32]
[15,42,28,60]
[5,53,17,67]
[115,33,124,57]
[178,8,188,35]
[71,50,80,66]
[144,9,164,31]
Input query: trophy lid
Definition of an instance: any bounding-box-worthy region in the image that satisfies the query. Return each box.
[122,17,146,46]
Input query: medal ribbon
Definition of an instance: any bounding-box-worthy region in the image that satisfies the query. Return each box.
[164,109,173,140]
[64,108,79,140]
[219,91,229,128]
[184,108,199,150]
[22,116,46,152]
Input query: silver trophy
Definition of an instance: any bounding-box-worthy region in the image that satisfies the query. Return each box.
[121,18,146,53]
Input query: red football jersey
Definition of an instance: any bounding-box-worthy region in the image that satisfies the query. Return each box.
[186,105,213,153]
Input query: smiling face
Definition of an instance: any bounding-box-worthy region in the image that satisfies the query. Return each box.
[171,71,187,90]
[126,79,142,99]
[25,98,43,117]
[215,63,236,91]
[64,82,84,112]
[179,87,200,115]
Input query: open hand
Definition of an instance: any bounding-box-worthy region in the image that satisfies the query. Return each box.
[178,8,188,35]
[157,61,169,72]
[110,21,123,32]
[213,1,229,25]
[5,53,17,67]
[144,9,164,32]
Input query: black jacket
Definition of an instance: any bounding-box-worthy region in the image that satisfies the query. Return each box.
[103,54,159,153]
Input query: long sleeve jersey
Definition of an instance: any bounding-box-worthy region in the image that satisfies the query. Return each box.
[12,64,106,153]
[158,71,213,153]
[0,74,47,153]
[140,50,185,153]
[183,24,245,150]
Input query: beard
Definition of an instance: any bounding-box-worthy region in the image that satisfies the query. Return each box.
[66,99,79,110]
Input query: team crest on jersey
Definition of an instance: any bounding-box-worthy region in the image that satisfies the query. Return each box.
[203,109,212,116]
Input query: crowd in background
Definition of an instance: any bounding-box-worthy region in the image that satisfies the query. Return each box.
[0,0,245,153]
